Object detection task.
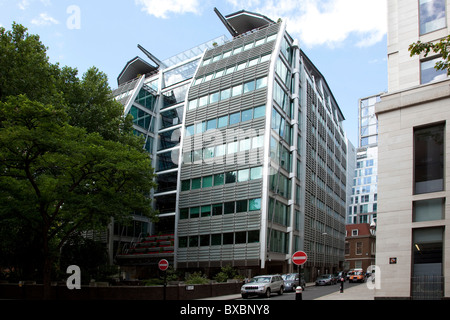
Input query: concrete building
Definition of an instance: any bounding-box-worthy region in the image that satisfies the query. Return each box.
[375,0,450,299]
[111,9,349,282]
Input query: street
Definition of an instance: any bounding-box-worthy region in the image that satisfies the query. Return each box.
[236,281,364,300]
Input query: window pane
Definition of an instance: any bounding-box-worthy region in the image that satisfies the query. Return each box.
[421,58,447,84]
[248,230,260,243]
[236,200,247,213]
[202,175,213,188]
[201,205,211,217]
[229,112,240,125]
[232,84,243,97]
[212,203,223,216]
[191,178,201,190]
[249,198,262,211]
[180,208,189,220]
[238,169,249,182]
[250,167,263,180]
[224,202,235,214]
[243,80,255,93]
[190,207,199,218]
[419,0,446,35]
[189,236,199,247]
[206,118,217,131]
[241,109,253,122]
[253,105,266,118]
[223,232,234,244]
[413,198,444,222]
[211,234,222,245]
[181,180,190,191]
[214,173,224,186]
[235,231,246,244]
[200,235,210,246]
[414,124,444,194]
[218,115,228,128]
[179,236,188,247]
[225,171,237,183]
[413,228,443,276]
[220,88,231,100]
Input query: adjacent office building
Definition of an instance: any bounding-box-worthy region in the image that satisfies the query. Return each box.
[348,94,381,226]
[375,0,450,299]
[112,9,349,281]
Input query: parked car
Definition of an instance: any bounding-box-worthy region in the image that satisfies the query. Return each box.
[241,275,284,299]
[315,274,335,286]
[281,273,306,291]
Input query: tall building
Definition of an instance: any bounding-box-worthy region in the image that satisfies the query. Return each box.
[348,94,381,225]
[112,9,349,282]
[375,0,450,299]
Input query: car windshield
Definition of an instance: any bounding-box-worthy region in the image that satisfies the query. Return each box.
[249,277,271,283]
[282,274,296,280]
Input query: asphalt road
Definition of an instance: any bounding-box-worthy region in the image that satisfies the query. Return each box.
[236,281,362,300]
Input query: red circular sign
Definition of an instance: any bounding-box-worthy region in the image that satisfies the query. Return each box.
[158,259,169,271]
[292,251,308,266]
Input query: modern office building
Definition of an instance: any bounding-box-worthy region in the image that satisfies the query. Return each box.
[348,94,381,225]
[375,0,450,299]
[112,9,349,282]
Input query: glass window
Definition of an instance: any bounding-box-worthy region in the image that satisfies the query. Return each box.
[199,95,208,107]
[224,202,235,214]
[252,136,264,148]
[189,235,199,247]
[239,139,251,152]
[191,178,201,190]
[241,109,253,122]
[236,200,247,213]
[206,118,217,131]
[195,122,205,134]
[179,236,188,247]
[180,208,189,220]
[232,84,243,97]
[225,66,235,75]
[215,144,226,157]
[218,115,228,128]
[209,91,220,104]
[235,231,246,244]
[237,169,249,182]
[413,198,444,222]
[223,232,234,244]
[253,105,266,118]
[419,0,446,35]
[223,50,232,58]
[421,57,447,84]
[215,69,225,78]
[412,227,443,277]
[181,180,190,191]
[211,234,222,245]
[236,62,247,71]
[214,173,224,186]
[204,147,214,160]
[414,124,444,194]
[249,198,262,211]
[212,203,223,216]
[200,235,210,246]
[201,205,211,217]
[243,80,256,93]
[229,112,240,125]
[225,171,237,183]
[227,141,238,154]
[248,230,260,243]
[256,77,268,89]
[202,175,213,188]
[190,207,200,219]
[250,167,263,180]
[233,46,242,55]
[220,88,231,100]
[188,99,197,110]
[185,125,194,136]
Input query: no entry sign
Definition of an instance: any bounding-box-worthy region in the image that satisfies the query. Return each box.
[292,251,308,266]
[158,259,169,271]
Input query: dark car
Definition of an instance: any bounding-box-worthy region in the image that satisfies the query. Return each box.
[281,273,306,291]
[315,274,335,286]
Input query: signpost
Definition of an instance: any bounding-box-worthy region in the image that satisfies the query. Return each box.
[159,259,169,300]
[292,251,308,266]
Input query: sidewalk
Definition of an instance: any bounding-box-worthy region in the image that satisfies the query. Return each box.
[198,282,375,300]
[313,282,374,300]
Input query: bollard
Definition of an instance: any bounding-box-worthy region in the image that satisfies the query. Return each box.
[340,277,344,293]
[296,286,303,300]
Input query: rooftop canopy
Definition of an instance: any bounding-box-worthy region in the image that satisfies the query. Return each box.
[117,56,158,86]
[215,8,275,37]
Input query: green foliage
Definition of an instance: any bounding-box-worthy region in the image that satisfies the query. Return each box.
[185,271,210,285]
[213,265,244,282]
[409,35,450,74]
[0,23,157,291]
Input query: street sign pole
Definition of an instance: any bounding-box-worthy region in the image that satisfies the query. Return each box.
[158,259,169,300]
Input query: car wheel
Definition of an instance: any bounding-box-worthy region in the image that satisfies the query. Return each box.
[278,286,284,295]
[265,288,271,298]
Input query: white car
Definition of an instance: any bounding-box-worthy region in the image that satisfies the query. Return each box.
[241,275,284,299]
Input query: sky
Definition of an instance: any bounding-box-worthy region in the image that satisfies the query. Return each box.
[0,0,389,147]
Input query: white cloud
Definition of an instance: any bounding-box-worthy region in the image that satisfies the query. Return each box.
[135,0,201,19]
[31,13,59,26]
[226,0,387,48]
[18,0,31,10]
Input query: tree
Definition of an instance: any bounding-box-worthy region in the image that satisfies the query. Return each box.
[0,23,157,299]
[409,35,450,74]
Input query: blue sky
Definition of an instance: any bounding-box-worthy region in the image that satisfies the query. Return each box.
[0,0,389,147]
